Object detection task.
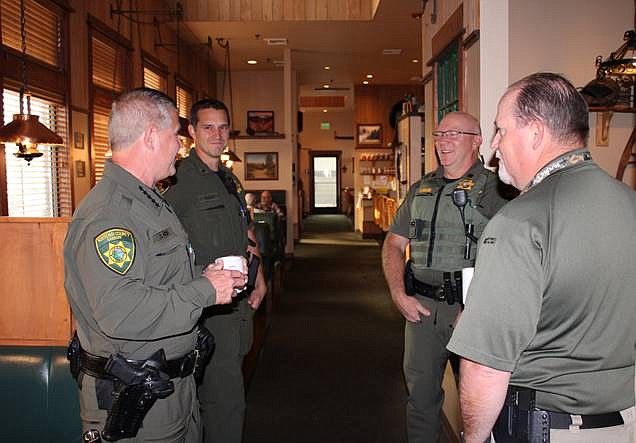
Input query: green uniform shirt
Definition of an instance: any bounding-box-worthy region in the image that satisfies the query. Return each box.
[390,161,508,283]
[164,149,249,267]
[64,160,216,360]
[447,149,636,414]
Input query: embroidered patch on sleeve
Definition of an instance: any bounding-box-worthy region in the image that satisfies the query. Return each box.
[94,228,136,275]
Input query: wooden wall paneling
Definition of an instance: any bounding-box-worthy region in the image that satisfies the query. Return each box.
[294,0,305,20]
[272,0,284,21]
[240,0,250,21]
[0,218,72,346]
[316,0,328,20]
[283,0,294,20]
[304,0,316,20]
[263,0,274,20]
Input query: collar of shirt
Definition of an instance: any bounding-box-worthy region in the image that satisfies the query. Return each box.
[186,148,231,177]
[524,147,592,192]
[432,160,484,180]
[103,159,172,214]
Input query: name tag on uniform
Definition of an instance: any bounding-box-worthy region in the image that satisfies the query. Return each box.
[152,227,176,244]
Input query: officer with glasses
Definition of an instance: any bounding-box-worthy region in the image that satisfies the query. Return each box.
[382,111,510,442]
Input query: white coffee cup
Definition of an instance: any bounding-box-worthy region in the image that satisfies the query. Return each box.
[216,256,247,273]
[461,267,474,304]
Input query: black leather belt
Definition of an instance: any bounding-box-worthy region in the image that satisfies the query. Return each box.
[79,347,197,380]
[511,386,624,430]
[546,410,623,429]
[412,278,448,302]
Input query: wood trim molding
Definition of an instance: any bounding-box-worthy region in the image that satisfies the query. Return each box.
[430,5,464,64]
[463,30,480,50]
[86,14,133,51]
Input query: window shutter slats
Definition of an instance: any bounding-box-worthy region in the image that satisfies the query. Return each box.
[92,36,125,92]
[1,0,61,67]
[176,85,192,119]
[92,103,111,183]
[144,67,167,93]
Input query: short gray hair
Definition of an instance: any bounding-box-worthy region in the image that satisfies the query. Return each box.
[506,73,589,146]
[109,88,177,151]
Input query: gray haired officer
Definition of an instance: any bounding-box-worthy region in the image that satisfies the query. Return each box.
[448,73,636,443]
[64,88,246,441]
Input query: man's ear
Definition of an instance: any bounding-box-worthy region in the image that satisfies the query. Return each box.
[143,124,158,152]
[188,124,196,140]
[472,134,483,152]
[530,121,544,150]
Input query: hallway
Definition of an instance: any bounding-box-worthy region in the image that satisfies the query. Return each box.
[244,214,408,442]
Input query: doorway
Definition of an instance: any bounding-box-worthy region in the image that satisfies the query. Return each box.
[310,152,340,214]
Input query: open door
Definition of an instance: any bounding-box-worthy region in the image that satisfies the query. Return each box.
[310,152,340,214]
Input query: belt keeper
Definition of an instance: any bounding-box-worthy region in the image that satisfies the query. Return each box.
[569,414,583,432]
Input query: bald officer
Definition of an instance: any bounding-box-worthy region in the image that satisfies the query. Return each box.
[64,88,246,442]
[382,111,510,442]
[448,73,636,443]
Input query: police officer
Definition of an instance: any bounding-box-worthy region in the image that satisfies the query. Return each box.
[163,99,267,443]
[64,88,246,441]
[447,73,636,443]
[382,111,509,442]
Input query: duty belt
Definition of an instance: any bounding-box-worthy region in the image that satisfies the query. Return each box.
[411,278,446,301]
[79,347,198,380]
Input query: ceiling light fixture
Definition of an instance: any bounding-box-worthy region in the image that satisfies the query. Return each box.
[322,84,330,89]
[324,65,331,70]
[366,74,373,79]
[247,59,258,65]
[322,109,328,113]
[363,80,369,85]
[412,59,420,63]
[0,0,63,164]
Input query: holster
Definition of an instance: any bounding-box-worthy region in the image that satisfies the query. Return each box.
[404,260,416,296]
[193,325,215,384]
[245,254,261,294]
[493,386,550,443]
[67,332,81,381]
[100,349,175,442]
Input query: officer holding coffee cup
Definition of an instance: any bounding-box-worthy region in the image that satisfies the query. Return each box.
[164,98,266,443]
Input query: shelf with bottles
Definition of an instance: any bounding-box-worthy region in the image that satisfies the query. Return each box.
[358,152,395,162]
[359,166,396,176]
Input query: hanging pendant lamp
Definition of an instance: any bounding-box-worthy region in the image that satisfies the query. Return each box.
[0,0,63,164]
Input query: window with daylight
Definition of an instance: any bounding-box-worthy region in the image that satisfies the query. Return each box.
[436,40,459,122]
[90,30,128,183]
[2,88,70,216]
[0,0,70,217]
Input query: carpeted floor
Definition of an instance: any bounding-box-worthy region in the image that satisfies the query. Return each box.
[243,214,408,442]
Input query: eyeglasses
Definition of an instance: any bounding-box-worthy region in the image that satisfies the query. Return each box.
[432,130,480,139]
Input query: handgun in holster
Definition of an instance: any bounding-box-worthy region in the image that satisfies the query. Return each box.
[404,260,416,296]
[193,325,215,384]
[67,332,81,381]
[494,387,551,443]
[100,349,175,442]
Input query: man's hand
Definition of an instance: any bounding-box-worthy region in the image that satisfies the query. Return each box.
[247,260,267,310]
[392,292,431,322]
[202,262,247,305]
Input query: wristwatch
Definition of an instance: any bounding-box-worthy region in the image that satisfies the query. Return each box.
[460,431,466,442]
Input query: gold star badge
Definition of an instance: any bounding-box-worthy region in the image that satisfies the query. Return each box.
[95,228,135,275]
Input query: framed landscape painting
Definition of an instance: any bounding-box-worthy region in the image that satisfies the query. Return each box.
[245,152,278,180]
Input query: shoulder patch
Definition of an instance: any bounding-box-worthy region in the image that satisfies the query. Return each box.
[95,228,136,275]
[483,237,496,245]
[418,186,433,194]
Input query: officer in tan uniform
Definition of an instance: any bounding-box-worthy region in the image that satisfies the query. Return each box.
[64,88,246,442]
[382,111,510,442]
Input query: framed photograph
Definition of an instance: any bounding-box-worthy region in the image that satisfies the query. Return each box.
[74,131,84,149]
[245,152,278,180]
[75,160,86,177]
[357,124,382,146]
[247,111,275,135]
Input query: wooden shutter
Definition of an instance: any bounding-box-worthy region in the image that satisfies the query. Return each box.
[0,0,61,68]
[143,66,167,93]
[92,35,126,92]
[436,41,459,122]
[176,84,193,119]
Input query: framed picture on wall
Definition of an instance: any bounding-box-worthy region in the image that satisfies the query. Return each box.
[357,124,382,146]
[245,152,278,180]
[247,110,275,135]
